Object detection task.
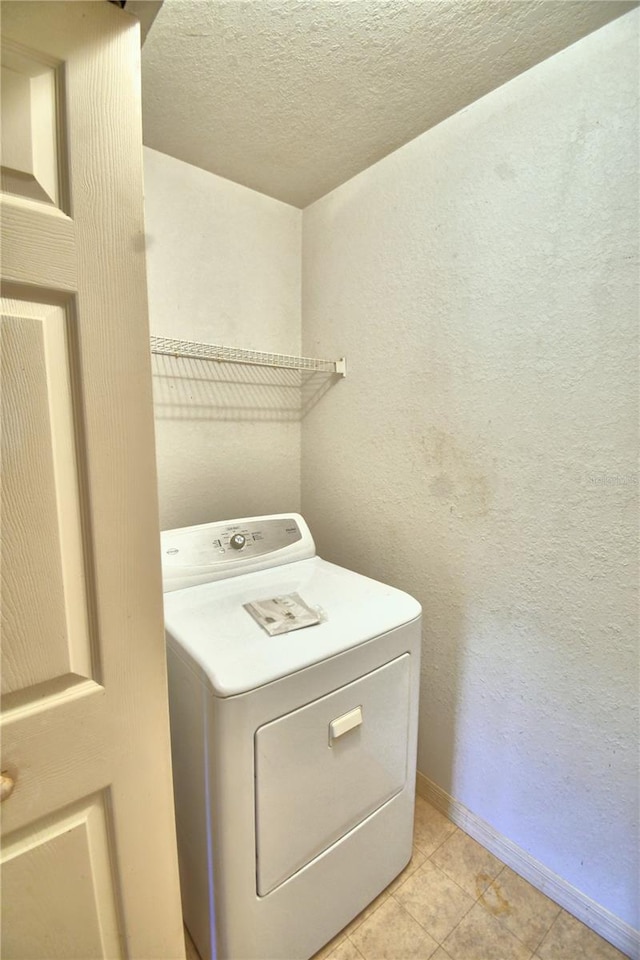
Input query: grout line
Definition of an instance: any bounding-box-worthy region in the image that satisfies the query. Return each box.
[529,900,563,956]
[345,933,366,960]
[431,883,477,951]
[344,889,390,937]
[391,846,478,950]
[475,865,558,956]
[413,823,461,862]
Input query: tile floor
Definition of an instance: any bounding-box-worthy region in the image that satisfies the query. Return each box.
[184,794,630,960]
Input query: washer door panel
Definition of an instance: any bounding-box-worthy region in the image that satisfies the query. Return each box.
[254,653,411,896]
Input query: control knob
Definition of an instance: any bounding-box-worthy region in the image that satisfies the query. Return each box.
[229,534,246,550]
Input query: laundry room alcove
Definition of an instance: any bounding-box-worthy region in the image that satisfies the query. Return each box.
[140,3,639,955]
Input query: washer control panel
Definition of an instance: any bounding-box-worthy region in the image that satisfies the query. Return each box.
[161,514,314,591]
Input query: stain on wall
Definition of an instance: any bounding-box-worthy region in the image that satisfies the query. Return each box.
[421,428,491,520]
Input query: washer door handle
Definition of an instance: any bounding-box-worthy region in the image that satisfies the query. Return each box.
[329,706,363,745]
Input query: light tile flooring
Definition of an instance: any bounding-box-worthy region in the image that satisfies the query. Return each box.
[184,795,630,960]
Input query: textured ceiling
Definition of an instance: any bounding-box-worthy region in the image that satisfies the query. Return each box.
[141,0,635,208]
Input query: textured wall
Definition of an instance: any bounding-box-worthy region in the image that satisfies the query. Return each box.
[143,148,302,530]
[302,11,638,929]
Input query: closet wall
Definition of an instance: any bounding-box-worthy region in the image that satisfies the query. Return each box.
[144,147,302,530]
[301,11,638,931]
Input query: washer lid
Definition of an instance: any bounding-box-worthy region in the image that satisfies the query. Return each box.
[163,557,421,697]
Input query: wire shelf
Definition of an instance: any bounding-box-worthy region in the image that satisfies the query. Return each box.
[150,336,346,377]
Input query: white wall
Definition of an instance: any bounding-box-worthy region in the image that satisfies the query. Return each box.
[302,11,638,932]
[143,147,302,530]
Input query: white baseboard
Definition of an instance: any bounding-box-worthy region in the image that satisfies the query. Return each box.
[416,772,639,960]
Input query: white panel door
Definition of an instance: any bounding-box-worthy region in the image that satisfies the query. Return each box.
[0,3,185,958]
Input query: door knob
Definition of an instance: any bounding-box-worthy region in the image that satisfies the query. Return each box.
[1,773,15,801]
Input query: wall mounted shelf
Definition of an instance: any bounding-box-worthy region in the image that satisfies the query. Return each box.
[150,336,346,377]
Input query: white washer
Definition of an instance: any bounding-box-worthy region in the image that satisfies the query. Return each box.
[162,514,421,960]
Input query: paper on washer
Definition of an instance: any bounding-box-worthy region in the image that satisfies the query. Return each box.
[243,593,321,636]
